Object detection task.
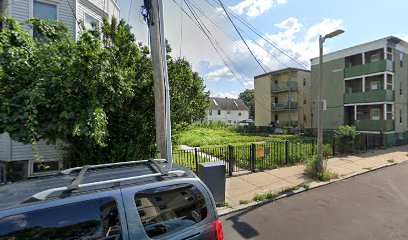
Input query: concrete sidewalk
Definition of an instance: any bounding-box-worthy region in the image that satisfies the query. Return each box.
[224,145,408,207]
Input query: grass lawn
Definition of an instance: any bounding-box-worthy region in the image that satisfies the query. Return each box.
[176,124,307,148]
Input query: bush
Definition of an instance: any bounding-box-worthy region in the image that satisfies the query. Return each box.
[304,155,338,181]
[335,125,358,154]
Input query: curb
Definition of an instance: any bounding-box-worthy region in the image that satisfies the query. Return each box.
[217,161,399,217]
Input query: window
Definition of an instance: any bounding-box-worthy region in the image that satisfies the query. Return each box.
[217,110,221,115]
[84,14,99,30]
[400,52,404,68]
[387,74,393,90]
[303,98,306,104]
[228,120,231,123]
[32,160,59,174]
[274,115,278,121]
[209,110,212,116]
[303,114,307,122]
[0,198,122,239]
[400,82,403,96]
[135,184,208,239]
[387,104,394,120]
[233,121,236,124]
[400,109,403,124]
[33,1,57,39]
[303,78,306,86]
[370,108,380,120]
[238,112,242,116]
[387,47,393,61]
[371,81,379,90]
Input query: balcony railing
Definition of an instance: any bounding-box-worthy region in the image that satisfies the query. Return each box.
[344,60,394,78]
[344,90,394,104]
[271,81,298,93]
[272,102,298,112]
[355,120,394,132]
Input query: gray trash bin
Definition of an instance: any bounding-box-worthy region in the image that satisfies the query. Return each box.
[198,162,226,207]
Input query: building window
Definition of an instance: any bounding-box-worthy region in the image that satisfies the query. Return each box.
[217,110,221,115]
[84,14,99,30]
[400,52,404,68]
[387,104,394,120]
[228,120,231,123]
[233,121,236,124]
[400,109,403,124]
[370,108,380,120]
[303,78,306,86]
[32,161,59,174]
[274,115,278,121]
[209,110,212,116]
[400,82,403,96]
[238,112,242,116]
[303,114,306,122]
[387,47,393,61]
[33,1,57,39]
[303,98,306,104]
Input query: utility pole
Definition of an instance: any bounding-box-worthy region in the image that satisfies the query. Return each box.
[288,69,291,127]
[145,0,172,163]
[317,29,344,172]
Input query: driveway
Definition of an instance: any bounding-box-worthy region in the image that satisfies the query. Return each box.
[221,161,408,240]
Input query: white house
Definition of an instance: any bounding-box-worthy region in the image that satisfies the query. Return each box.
[0,0,120,40]
[204,97,250,125]
[0,0,120,183]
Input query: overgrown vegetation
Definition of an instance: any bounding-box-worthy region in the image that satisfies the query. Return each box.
[0,17,209,166]
[335,125,358,154]
[304,155,338,181]
[176,122,302,147]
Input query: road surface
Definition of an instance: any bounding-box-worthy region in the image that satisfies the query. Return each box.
[221,161,408,240]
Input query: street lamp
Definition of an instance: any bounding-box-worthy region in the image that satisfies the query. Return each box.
[317,29,344,172]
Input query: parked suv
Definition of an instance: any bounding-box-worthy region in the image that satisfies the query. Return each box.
[0,160,224,240]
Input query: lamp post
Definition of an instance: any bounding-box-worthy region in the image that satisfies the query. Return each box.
[317,29,344,172]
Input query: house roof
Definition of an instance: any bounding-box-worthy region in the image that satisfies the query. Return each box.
[254,67,310,79]
[208,97,249,111]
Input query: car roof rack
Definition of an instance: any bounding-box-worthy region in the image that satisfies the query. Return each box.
[22,159,185,203]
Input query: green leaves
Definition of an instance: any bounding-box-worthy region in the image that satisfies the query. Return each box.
[0,16,208,166]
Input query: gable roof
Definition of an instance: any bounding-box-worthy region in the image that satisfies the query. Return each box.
[208,97,249,111]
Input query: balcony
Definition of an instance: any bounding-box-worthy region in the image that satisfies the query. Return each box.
[344,60,394,78]
[271,81,298,93]
[272,102,298,112]
[344,90,394,104]
[355,120,394,132]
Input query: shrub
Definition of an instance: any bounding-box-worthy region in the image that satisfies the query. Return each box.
[304,155,338,181]
[335,125,358,154]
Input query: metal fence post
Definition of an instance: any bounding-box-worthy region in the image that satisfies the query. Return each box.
[285,140,289,165]
[194,148,199,173]
[250,144,255,172]
[365,134,369,150]
[312,139,315,155]
[228,145,234,177]
[332,137,336,156]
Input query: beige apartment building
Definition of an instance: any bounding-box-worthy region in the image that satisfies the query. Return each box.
[254,68,312,129]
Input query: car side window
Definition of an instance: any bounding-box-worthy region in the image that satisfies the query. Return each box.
[0,197,122,240]
[135,183,208,239]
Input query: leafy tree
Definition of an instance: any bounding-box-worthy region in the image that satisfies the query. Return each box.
[0,16,208,166]
[238,89,254,119]
[335,125,358,153]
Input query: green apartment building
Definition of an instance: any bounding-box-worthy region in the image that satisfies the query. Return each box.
[254,68,312,129]
[311,36,408,145]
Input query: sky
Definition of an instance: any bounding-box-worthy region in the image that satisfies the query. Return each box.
[117,0,408,99]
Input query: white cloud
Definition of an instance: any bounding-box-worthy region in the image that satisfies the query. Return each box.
[263,17,345,65]
[243,81,254,89]
[206,67,235,82]
[230,0,287,18]
[212,91,239,99]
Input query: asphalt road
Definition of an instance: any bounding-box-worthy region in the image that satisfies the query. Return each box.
[221,161,408,240]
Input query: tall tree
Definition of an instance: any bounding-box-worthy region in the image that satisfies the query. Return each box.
[239,89,254,119]
[0,16,208,166]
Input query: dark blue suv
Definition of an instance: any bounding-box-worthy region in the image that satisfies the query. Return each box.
[0,160,224,240]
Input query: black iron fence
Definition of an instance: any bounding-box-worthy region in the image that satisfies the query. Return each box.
[173,133,390,176]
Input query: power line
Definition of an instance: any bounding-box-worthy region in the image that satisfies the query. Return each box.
[183,0,272,104]
[127,0,133,23]
[179,0,183,57]
[209,0,309,70]
[176,0,272,112]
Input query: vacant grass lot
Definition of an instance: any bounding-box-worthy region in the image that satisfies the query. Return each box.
[176,124,304,147]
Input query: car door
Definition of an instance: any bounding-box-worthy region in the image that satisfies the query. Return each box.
[121,180,217,240]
